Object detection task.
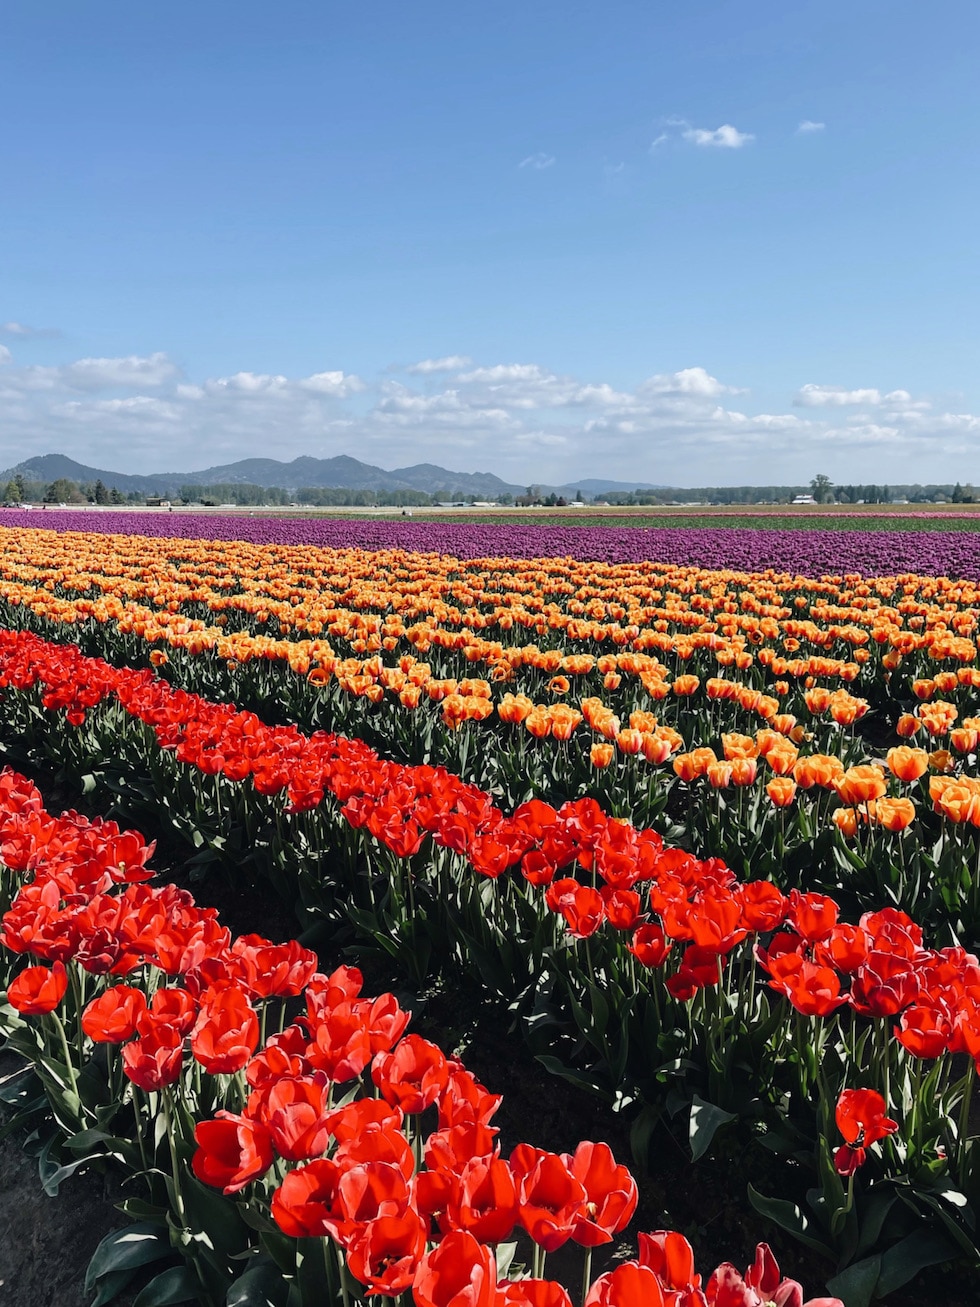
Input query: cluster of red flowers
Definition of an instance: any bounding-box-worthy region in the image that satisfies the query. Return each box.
[2,627,980,1082]
[0,632,976,1213]
[0,765,840,1307]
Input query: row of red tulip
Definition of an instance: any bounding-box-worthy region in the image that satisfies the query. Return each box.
[0,766,840,1307]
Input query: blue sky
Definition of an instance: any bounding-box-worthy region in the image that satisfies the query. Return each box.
[1,0,978,485]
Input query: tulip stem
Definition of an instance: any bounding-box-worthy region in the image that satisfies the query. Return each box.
[581,1247,593,1307]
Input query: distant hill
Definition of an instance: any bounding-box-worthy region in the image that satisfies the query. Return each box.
[0,452,668,499]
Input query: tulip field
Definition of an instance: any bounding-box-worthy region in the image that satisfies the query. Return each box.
[4,518,980,1305]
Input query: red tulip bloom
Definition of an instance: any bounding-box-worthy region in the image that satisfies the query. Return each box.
[191,987,260,1075]
[738,881,788,933]
[628,923,671,969]
[7,960,68,1015]
[511,1144,587,1252]
[445,1155,518,1243]
[705,1241,843,1306]
[562,1141,638,1247]
[832,1144,867,1177]
[637,1230,701,1296]
[545,878,606,939]
[82,985,147,1043]
[787,891,839,944]
[140,986,198,1035]
[372,1034,450,1113]
[271,1158,345,1239]
[260,1075,332,1161]
[766,954,847,1018]
[192,1111,275,1193]
[500,1282,573,1307]
[121,1022,185,1091]
[896,1003,952,1059]
[835,1088,898,1147]
[346,1210,427,1297]
[412,1230,499,1307]
[584,1264,665,1307]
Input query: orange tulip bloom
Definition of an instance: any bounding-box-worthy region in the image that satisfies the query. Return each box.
[885,746,929,782]
[590,742,615,769]
[833,807,859,838]
[766,776,797,807]
[866,796,915,832]
[834,765,887,806]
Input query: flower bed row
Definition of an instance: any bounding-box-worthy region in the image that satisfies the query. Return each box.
[0,766,841,1307]
[0,625,976,1300]
[6,509,980,574]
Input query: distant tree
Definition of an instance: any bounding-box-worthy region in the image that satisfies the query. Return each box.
[810,474,834,504]
[109,487,125,505]
[94,479,111,504]
[43,477,81,503]
[3,479,21,503]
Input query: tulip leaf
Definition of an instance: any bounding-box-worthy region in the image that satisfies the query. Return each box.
[226,1256,290,1307]
[825,1254,881,1307]
[747,1184,835,1258]
[689,1095,735,1162]
[875,1229,956,1297]
[90,1268,140,1307]
[41,1150,106,1197]
[131,1265,200,1306]
[85,1222,175,1291]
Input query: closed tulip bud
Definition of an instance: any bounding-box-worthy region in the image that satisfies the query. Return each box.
[766,777,797,808]
[615,729,644,756]
[730,757,758,786]
[896,713,920,738]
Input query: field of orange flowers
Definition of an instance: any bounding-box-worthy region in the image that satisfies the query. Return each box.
[3,521,980,1306]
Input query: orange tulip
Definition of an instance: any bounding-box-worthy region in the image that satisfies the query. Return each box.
[590,742,615,769]
[833,807,859,838]
[766,776,797,807]
[834,765,887,806]
[885,746,929,782]
[866,796,915,832]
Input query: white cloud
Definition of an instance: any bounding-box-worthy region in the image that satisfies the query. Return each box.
[0,345,11,366]
[1,321,60,338]
[797,120,825,134]
[795,384,884,407]
[65,352,179,391]
[0,343,976,486]
[641,367,744,398]
[299,370,365,396]
[406,356,472,374]
[519,153,556,170]
[682,123,754,149]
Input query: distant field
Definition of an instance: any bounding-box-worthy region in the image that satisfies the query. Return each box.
[367,505,980,533]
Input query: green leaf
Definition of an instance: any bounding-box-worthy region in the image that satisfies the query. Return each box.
[89,1267,140,1307]
[41,1151,105,1198]
[85,1222,174,1291]
[226,1256,290,1307]
[747,1184,834,1259]
[689,1095,736,1162]
[131,1265,200,1307]
[876,1229,956,1298]
[826,1254,881,1307]
[535,1054,612,1101]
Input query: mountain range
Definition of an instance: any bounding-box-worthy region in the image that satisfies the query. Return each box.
[0,453,666,499]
